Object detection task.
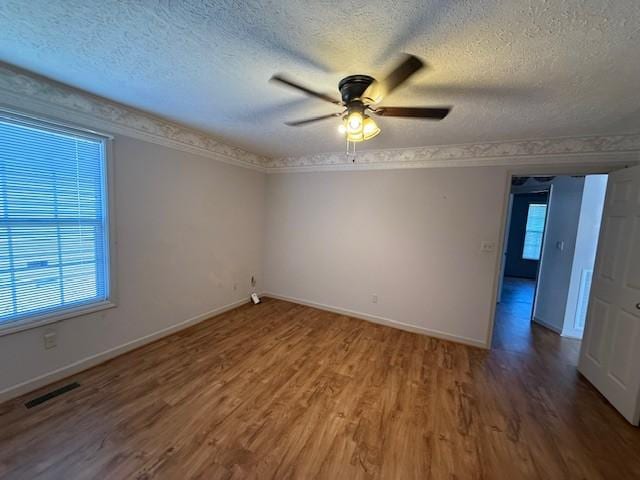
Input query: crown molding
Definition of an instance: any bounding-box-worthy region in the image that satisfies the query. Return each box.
[266,135,640,172]
[0,63,268,171]
[1,62,639,174]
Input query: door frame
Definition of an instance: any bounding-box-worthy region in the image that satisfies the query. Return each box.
[496,193,513,303]
[530,187,552,324]
[498,189,550,314]
[484,162,633,348]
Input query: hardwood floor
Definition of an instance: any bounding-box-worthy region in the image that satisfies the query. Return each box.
[1,292,640,479]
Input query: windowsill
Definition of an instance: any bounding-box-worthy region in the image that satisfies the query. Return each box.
[0,301,116,337]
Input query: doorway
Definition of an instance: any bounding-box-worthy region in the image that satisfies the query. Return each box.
[490,166,640,425]
[493,174,608,351]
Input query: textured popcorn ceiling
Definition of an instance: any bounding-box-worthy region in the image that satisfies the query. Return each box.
[1,0,639,158]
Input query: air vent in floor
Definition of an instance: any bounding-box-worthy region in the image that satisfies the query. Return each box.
[24,382,80,409]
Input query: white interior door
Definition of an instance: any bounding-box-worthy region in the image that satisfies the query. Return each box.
[578,165,640,425]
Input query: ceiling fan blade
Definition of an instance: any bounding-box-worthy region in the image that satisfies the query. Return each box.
[406,84,540,100]
[373,106,451,119]
[270,74,342,105]
[284,112,342,126]
[363,54,425,103]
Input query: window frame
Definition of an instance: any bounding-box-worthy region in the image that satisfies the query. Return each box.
[521,202,547,261]
[0,109,117,336]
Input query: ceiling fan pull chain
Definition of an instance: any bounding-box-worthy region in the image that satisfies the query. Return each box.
[345,138,357,163]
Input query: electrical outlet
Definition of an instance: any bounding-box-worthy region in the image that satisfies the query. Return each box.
[480,241,496,253]
[233,282,238,291]
[371,294,378,304]
[43,331,57,350]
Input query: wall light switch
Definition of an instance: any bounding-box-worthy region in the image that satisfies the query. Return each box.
[480,241,496,253]
[556,241,564,251]
[43,331,57,350]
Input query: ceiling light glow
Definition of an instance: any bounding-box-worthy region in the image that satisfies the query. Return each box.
[362,117,380,139]
[344,116,380,143]
[347,112,363,131]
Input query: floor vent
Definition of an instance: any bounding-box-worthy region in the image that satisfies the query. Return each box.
[24,382,80,409]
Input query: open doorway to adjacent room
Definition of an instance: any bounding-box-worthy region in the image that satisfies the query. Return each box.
[493,174,608,353]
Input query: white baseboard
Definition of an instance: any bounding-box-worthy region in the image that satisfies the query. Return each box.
[532,316,562,334]
[561,328,584,340]
[0,298,250,404]
[264,292,487,349]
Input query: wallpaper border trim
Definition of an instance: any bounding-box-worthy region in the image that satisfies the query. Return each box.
[266,135,640,172]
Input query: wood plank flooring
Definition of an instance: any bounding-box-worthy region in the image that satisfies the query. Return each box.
[1,292,640,479]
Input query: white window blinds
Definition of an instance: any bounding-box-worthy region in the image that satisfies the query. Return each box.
[522,203,547,261]
[0,115,109,327]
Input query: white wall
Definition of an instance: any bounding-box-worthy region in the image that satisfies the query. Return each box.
[533,176,585,332]
[263,167,508,347]
[0,134,265,398]
[562,174,608,338]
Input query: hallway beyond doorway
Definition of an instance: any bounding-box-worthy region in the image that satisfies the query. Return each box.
[493,277,581,362]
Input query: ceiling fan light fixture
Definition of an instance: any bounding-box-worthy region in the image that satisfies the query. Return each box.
[271,54,449,159]
[347,111,363,132]
[338,115,380,142]
[346,131,364,142]
[362,116,380,140]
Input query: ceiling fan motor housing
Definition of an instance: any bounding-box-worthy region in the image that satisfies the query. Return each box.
[338,75,375,104]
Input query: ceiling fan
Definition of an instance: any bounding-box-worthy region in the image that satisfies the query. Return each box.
[270,54,451,145]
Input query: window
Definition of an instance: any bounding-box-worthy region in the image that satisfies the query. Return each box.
[0,112,111,331]
[522,203,547,260]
